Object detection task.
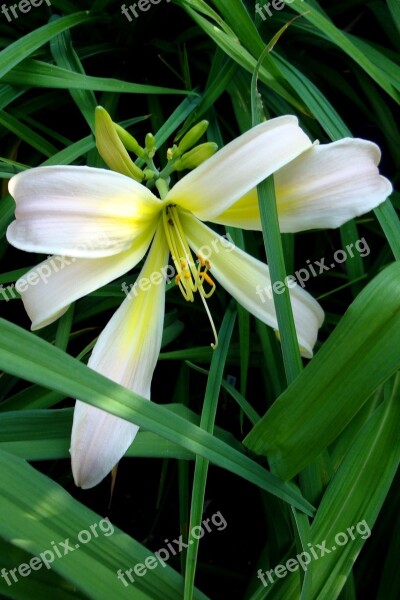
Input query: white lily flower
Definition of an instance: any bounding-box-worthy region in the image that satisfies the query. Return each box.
[6,112,392,488]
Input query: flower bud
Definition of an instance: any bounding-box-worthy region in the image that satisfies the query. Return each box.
[174,142,218,171]
[145,133,156,158]
[95,107,144,182]
[114,124,146,159]
[176,121,209,156]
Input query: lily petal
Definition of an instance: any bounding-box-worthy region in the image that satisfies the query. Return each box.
[7,166,161,257]
[212,139,393,232]
[70,223,169,489]
[18,225,156,330]
[166,116,312,221]
[180,213,324,357]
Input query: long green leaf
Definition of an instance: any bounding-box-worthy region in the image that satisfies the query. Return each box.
[266,375,400,598]
[0,449,209,600]
[0,537,87,600]
[284,0,400,100]
[0,318,313,515]
[251,46,302,384]
[244,262,400,479]
[0,13,96,79]
[184,303,236,599]
[0,405,240,461]
[0,110,57,157]
[3,60,190,96]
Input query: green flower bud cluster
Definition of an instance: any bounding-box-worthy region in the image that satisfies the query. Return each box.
[166,121,218,172]
[94,107,218,197]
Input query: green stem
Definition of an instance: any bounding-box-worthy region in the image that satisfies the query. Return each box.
[155,177,170,200]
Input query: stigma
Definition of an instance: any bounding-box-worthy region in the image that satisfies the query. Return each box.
[162,205,218,348]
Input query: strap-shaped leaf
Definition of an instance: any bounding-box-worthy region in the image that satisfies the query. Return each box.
[244,262,400,479]
[0,449,209,600]
[0,318,313,515]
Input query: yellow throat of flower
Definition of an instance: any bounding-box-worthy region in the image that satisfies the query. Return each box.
[162,205,218,349]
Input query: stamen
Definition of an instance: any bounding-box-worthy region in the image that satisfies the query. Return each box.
[162,205,218,348]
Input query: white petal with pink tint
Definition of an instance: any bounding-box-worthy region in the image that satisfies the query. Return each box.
[70,224,169,489]
[7,166,161,257]
[275,139,392,231]
[166,116,312,221]
[211,139,392,232]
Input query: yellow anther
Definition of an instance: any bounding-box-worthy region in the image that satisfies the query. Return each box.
[200,271,214,287]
